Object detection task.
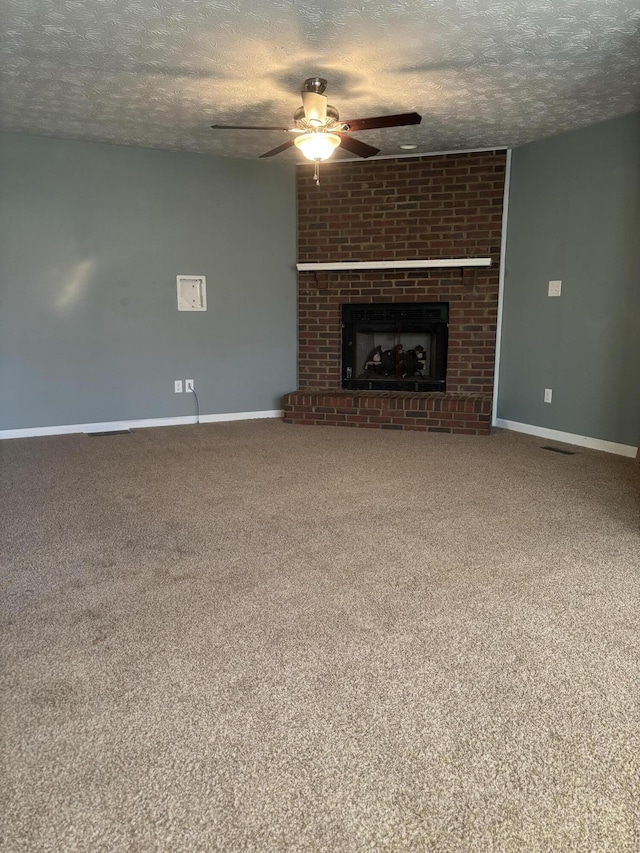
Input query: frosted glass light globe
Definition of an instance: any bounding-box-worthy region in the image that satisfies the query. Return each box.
[294,132,341,161]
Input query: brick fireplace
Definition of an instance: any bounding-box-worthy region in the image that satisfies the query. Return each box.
[283,150,506,434]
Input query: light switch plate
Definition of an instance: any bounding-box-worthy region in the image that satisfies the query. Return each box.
[548,280,562,297]
[177,275,207,311]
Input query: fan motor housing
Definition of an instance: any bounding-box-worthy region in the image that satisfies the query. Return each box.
[294,104,340,125]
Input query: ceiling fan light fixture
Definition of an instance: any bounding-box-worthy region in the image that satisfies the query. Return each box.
[294,132,341,161]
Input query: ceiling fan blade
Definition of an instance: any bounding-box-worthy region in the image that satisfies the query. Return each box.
[211,124,291,131]
[336,134,380,159]
[301,91,327,126]
[341,112,422,132]
[259,138,297,158]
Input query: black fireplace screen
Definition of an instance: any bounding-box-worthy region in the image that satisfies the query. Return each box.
[341,302,448,392]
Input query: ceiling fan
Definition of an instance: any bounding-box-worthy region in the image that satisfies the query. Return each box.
[211,77,422,183]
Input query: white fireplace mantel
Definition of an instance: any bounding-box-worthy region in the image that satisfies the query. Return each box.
[296,258,492,272]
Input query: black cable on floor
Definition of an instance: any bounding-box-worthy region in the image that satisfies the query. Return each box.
[190,388,200,425]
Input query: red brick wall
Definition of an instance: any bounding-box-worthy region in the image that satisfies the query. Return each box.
[296,150,506,395]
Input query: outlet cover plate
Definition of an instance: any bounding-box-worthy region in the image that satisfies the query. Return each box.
[177,276,207,311]
[548,280,562,297]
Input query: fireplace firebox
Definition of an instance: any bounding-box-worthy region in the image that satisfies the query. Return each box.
[341,302,448,392]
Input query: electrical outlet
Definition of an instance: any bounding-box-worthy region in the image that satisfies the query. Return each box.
[174,380,183,393]
[548,280,562,297]
[185,379,194,392]
[544,388,553,403]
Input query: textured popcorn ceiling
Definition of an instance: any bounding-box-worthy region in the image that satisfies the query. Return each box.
[1,0,639,160]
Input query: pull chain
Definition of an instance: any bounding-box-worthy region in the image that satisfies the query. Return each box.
[313,159,320,185]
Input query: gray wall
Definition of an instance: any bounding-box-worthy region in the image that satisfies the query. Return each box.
[0,133,297,430]
[498,112,640,447]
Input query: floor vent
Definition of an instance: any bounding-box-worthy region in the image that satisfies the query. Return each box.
[86,430,132,437]
[542,445,576,455]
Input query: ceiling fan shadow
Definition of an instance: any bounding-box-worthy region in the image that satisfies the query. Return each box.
[132,64,224,80]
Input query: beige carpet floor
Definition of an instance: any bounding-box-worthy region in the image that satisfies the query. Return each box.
[1,421,639,852]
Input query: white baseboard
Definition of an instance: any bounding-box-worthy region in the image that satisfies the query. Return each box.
[4,413,635,458]
[0,410,284,440]
[494,418,638,458]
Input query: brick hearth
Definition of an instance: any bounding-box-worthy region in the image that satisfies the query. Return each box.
[283,150,506,435]
[282,390,492,433]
